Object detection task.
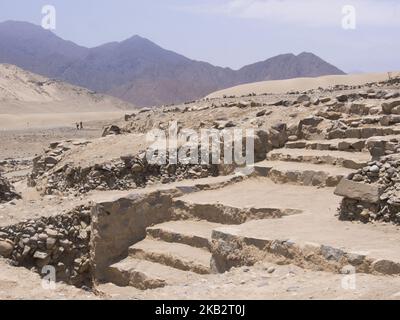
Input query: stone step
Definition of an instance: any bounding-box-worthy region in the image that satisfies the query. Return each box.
[327,126,400,140]
[341,115,400,127]
[254,160,354,187]
[172,199,302,225]
[129,238,211,274]
[212,222,400,276]
[267,149,371,170]
[105,257,199,290]
[285,138,366,152]
[147,220,222,249]
[341,116,382,126]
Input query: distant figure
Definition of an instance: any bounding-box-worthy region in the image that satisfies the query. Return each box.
[80,122,83,130]
[76,123,79,130]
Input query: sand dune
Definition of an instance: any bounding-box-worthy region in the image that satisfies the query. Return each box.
[207,72,400,98]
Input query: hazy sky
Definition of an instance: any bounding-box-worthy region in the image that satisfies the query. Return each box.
[0,0,399,73]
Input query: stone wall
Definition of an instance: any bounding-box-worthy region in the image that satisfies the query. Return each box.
[0,205,92,286]
[28,128,273,195]
[32,152,220,195]
[90,190,177,280]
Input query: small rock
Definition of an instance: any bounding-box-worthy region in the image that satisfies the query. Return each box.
[336,94,348,102]
[267,267,276,274]
[33,251,49,260]
[256,110,267,117]
[46,238,57,250]
[369,165,380,173]
[297,95,311,103]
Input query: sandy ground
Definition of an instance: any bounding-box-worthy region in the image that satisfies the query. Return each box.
[207,72,400,98]
[2,256,399,300]
[98,262,400,300]
[0,258,95,300]
[0,115,129,160]
[0,111,127,130]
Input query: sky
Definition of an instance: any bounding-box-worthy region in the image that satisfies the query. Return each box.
[0,0,399,73]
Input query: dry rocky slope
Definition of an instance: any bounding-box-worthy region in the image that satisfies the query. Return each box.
[0,21,344,106]
[2,75,400,299]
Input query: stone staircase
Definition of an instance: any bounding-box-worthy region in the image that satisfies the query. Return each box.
[254,160,354,187]
[267,149,370,169]
[251,132,372,187]
[105,220,220,289]
[100,118,400,291]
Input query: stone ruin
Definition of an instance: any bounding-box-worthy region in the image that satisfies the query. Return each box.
[3,81,400,294]
[27,129,274,196]
[28,143,221,195]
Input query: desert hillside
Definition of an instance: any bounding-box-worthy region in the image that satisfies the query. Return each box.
[0,64,135,114]
[207,72,400,99]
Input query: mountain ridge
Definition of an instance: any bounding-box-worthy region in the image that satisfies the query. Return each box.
[0,21,345,106]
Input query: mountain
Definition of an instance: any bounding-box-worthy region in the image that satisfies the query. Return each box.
[237,52,345,83]
[60,35,238,106]
[0,21,345,106]
[0,64,134,114]
[0,21,88,78]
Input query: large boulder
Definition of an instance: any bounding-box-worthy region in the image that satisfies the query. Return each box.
[382,100,400,114]
[253,130,269,162]
[380,115,400,126]
[297,117,324,140]
[268,123,287,149]
[366,138,386,160]
[227,129,269,164]
[335,179,381,203]
[0,175,20,203]
[296,95,311,104]
[102,125,121,137]
[0,240,14,258]
[336,94,349,102]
